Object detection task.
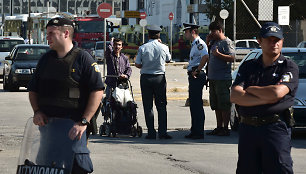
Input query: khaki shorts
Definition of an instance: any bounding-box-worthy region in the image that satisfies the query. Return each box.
[209,79,232,111]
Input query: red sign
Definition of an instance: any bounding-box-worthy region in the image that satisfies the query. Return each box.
[97,3,112,19]
[169,12,174,21]
[140,12,147,19]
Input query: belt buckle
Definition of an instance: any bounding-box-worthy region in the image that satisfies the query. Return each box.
[250,117,259,126]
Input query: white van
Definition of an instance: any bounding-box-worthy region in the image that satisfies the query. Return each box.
[235,39,260,61]
[0,36,25,78]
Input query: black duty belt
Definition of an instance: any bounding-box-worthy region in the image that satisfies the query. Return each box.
[187,70,204,76]
[240,115,281,127]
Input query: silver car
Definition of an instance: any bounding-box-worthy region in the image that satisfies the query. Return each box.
[231,48,306,130]
[92,41,110,62]
[0,36,25,78]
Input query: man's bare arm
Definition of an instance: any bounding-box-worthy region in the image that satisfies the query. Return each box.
[245,84,289,102]
[230,85,278,106]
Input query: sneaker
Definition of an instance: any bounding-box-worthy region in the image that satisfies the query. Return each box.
[206,127,222,136]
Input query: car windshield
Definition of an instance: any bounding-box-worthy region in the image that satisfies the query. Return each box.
[0,40,24,52]
[283,52,306,78]
[15,47,49,60]
[75,21,104,33]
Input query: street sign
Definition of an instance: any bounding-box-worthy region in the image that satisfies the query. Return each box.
[169,12,174,21]
[139,19,147,27]
[278,6,290,25]
[97,3,112,19]
[140,12,147,19]
[219,9,229,19]
[124,11,140,18]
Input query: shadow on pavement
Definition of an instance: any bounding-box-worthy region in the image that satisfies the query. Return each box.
[89,129,239,145]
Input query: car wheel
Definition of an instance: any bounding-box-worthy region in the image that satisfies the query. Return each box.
[230,104,240,131]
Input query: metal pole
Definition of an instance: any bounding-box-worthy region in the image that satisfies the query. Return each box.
[120,0,122,18]
[28,0,31,44]
[10,0,13,16]
[170,20,172,57]
[112,0,114,16]
[142,26,144,44]
[67,0,68,12]
[239,0,261,28]
[233,0,236,70]
[74,0,77,15]
[223,19,225,35]
[103,18,106,79]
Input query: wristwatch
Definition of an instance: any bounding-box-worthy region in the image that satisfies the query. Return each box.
[81,118,90,126]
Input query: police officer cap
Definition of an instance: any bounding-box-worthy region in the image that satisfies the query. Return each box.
[183,23,200,31]
[147,25,162,32]
[260,22,283,39]
[46,17,75,28]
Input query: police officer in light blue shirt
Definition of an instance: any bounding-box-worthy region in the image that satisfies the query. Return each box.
[135,25,172,140]
[183,23,209,139]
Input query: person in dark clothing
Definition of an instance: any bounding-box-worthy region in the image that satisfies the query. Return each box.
[231,22,298,174]
[28,17,104,174]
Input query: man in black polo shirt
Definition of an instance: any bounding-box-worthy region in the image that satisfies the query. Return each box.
[231,22,298,174]
[28,17,104,174]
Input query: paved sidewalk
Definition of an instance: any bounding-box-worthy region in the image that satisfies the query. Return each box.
[119,64,210,103]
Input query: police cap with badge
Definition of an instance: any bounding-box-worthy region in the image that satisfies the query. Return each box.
[147,25,162,34]
[46,17,75,28]
[183,23,200,31]
[260,22,283,39]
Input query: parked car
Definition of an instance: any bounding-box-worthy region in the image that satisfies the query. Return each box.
[297,41,306,48]
[235,39,260,61]
[0,36,25,79]
[92,41,110,62]
[3,44,50,91]
[231,48,306,130]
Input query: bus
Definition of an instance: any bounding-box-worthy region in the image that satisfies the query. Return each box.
[73,16,110,53]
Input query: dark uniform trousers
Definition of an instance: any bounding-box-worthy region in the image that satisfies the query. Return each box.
[140,74,167,137]
[188,71,206,136]
[237,121,293,174]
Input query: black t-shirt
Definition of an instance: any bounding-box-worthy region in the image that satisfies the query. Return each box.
[28,46,105,121]
[232,54,299,116]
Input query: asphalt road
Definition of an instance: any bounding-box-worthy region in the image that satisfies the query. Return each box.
[0,65,306,174]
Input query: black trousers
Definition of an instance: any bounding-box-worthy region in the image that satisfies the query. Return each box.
[140,74,168,137]
[188,71,206,136]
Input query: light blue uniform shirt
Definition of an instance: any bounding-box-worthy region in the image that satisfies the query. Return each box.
[135,39,171,74]
[187,36,209,71]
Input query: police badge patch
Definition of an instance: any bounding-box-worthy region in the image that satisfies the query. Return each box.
[197,44,204,50]
[92,62,100,72]
[282,73,291,82]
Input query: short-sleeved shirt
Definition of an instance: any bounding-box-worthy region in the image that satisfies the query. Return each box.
[105,41,132,88]
[187,36,209,71]
[232,55,299,116]
[28,45,105,120]
[207,37,235,80]
[135,39,171,74]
